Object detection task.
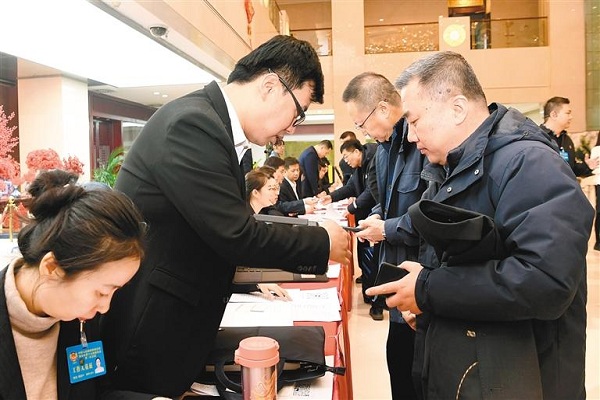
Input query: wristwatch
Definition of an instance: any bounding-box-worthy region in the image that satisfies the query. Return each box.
[381,224,386,241]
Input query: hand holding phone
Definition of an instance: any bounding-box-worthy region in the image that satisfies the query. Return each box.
[374,262,408,295]
[343,226,363,232]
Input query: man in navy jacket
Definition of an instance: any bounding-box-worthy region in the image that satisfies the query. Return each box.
[369,52,592,399]
[344,72,427,399]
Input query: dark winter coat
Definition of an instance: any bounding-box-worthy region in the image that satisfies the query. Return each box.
[414,104,592,400]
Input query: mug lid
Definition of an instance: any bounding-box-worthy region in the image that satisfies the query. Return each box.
[235,336,279,368]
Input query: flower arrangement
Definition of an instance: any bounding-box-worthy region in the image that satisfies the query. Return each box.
[22,149,84,183]
[0,105,22,191]
[0,103,86,233]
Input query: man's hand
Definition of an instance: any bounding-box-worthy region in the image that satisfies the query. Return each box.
[320,195,333,205]
[401,310,417,331]
[355,217,385,243]
[257,284,292,301]
[365,261,423,314]
[585,153,600,170]
[320,219,351,265]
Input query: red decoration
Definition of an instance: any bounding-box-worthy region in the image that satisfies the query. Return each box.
[63,155,85,176]
[245,0,255,38]
[0,105,18,160]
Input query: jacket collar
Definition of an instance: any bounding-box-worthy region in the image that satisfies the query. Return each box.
[204,81,234,146]
[0,268,28,400]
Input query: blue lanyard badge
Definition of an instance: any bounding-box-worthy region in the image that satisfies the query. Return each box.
[66,321,106,383]
[559,148,569,163]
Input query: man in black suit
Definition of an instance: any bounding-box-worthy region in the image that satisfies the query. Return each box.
[321,139,381,319]
[277,156,315,216]
[338,130,357,184]
[100,35,351,397]
[298,139,333,197]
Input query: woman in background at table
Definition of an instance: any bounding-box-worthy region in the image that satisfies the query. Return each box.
[246,168,283,216]
[242,168,290,300]
[0,170,146,400]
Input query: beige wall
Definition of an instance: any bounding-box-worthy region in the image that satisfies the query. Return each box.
[115,0,585,135]
[17,74,91,181]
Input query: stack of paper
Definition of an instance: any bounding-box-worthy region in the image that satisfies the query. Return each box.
[221,287,341,328]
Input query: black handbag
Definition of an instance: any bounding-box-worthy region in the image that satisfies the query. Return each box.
[196,326,345,396]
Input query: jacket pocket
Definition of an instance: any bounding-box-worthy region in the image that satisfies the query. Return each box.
[148,267,202,307]
[425,317,543,400]
[397,172,422,193]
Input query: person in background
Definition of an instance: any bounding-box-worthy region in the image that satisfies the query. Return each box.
[247,168,282,216]
[263,156,286,184]
[278,156,316,216]
[100,35,350,397]
[344,72,426,399]
[593,131,600,251]
[242,168,290,300]
[0,170,146,400]
[368,51,592,399]
[298,139,333,197]
[540,96,598,177]
[269,137,285,158]
[317,157,333,195]
[339,130,358,185]
[321,138,382,319]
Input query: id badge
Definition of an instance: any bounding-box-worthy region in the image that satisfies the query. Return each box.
[559,149,569,163]
[66,340,107,384]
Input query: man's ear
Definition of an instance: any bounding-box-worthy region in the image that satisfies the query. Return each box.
[452,95,468,125]
[39,252,65,278]
[378,100,390,120]
[260,72,279,100]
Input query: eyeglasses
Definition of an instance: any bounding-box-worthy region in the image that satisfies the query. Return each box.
[355,106,378,130]
[269,69,306,127]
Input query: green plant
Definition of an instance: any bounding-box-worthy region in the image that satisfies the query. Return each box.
[93,147,124,188]
[575,133,593,162]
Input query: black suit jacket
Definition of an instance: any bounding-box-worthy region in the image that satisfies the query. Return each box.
[330,143,378,221]
[298,146,320,197]
[101,81,329,397]
[0,267,96,400]
[276,179,306,216]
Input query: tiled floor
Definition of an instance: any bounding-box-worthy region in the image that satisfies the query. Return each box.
[348,240,600,399]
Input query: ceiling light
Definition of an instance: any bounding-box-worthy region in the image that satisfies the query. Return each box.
[0,0,219,88]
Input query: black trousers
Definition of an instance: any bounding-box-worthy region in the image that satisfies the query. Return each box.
[357,241,380,303]
[594,185,600,244]
[387,321,418,400]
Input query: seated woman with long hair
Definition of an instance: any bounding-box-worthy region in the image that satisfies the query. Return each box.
[0,170,146,399]
[242,168,290,300]
[245,168,283,215]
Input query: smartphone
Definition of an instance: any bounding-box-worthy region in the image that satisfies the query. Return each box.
[343,226,363,232]
[373,262,408,297]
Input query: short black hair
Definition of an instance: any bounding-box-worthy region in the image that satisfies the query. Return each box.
[264,156,285,169]
[340,139,364,154]
[283,156,299,169]
[318,140,333,149]
[340,131,357,141]
[543,96,570,120]
[227,35,324,104]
